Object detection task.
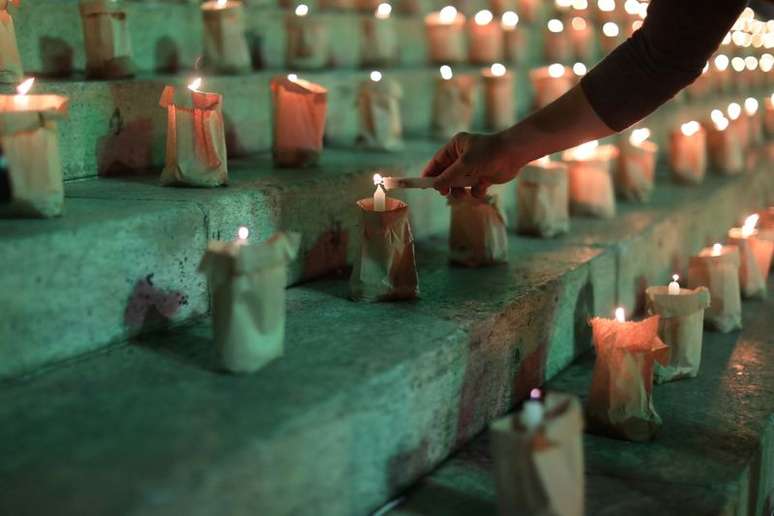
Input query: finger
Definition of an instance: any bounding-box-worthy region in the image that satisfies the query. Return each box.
[433,159,468,191]
[422,139,460,178]
[450,187,467,199]
[471,179,491,199]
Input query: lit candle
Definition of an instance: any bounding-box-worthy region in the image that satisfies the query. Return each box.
[569,16,595,62]
[425,6,466,64]
[468,9,503,64]
[529,63,575,109]
[271,74,328,168]
[286,4,329,70]
[727,214,773,299]
[617,127,657,201]
[600,21,621,53]
[0,0,23,83]
[373,174,386,212]
[705,109,743,176]
[361,3,398,66]
[596,0,619,24]
[687,243,742,332]
[201,0,251,74]
[79,0,135,79]
[432,65,476,140]
[481,63,514,131]
[669,121,706,185]
[520,388,544,431]
[668,274,680,295]
[501,11,528,64]
[235,226,249,245]
[562,140,618,218]
[713,54,732,93]
[544,18,573,63]
[517,157,570,237]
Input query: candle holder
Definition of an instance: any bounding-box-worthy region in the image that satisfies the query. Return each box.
[517,159,570,238]
[645,285,710,383]
[705,118,744,176]
[350,197,419,302]
[687,244,742,333]
[424,7,466,64]
[0,0,22,84]
[448,191,508,267]
[357,73,403,151]
[616,130,657,202]
[79,0,135,79]
[468,10,504,64]
[668,122,706,185]
[482,63,515,131]
[199,231,301,374]
[587,314,669,441]
[361,6,399,66]
[529,64,574,109]
[271,75,328,168]
[431,69,476,140]
[562,142,618,218]
[727,224,772,299]
[286,6,330,70]
[490,392,584,516]
[0,89,68,218]
[159,84,228,187]
[201,0,251,74]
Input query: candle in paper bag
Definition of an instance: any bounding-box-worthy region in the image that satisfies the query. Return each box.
[727,214,772,299]
[501,11,528,64]
[361,3,399,66]
[432,66,476,140]
[743,97,763,145]
[687,243,742,333]
[712,54,732,93]
[588,310,670,442]
[569,16,595,62]
[562,140,617,218]
[271,74,327,168]
[79,0,135,79]
[286,4,329,70]
[646,281,711,383]
[350,193,419,302]
[705,110,743,176]
[599,21,623,54]
[668,121,706,185]
[0,0,22,84]
[725,101,750,151]
[468,10,504,64]
[616,127,656,202]
[530,64,574,109]
[544,18,573,63]
[482,63,515,131]
[357,71,403,151]
[517,157,569,238]
[448,191,508,267]
[201,0,251,74]
[159,80,228,187]
[425,6,466,64]
[490,392,585,516]
[0,79,68,218]
[199,230,301,374]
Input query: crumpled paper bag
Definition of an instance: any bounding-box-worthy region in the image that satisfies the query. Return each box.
[449,192,508,267]
[357,77,403,151]
[483,71,515,132]
[0,0,22,84]
[159,85,228,187]
[202,1,251,74]
[199,232,301,374]
[490,392,585,516]
[706,126,744,176]
[646,286,711,383]
[727,234,771,299]
[286,14,329,70]
[517,160,569,238]
[687,247,742,333]
[271,75,328,168]
[669,129,706,185]
[588,315,670,441]
[563,145,617,218]
[616,140,657,202]
[432,74,476,140]
[0,93,68,218]
[350,197,418,301]
[79,0,135,79]
[361,16,398,66]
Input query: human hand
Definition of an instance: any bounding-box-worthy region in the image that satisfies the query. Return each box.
[421,132,518,198]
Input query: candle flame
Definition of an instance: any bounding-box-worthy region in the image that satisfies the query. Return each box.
[623,0,639,15]
[714,116,729,131]
[287,73,299,82]
[602,22,620,37]
[534,155,551,166]
[711,243,723,256]
[572,62,587,76]
[529,388,541,400]
[490,63,506,77]
[501,10,518,28]
[672,274,680,282]
[547,63,565,78]
[16,77,34,96]
[680,121,700,136]
[632,20,643,31]
[745,56,758,70]
[569,140,599,160]
[294,3,309,16]
[187,77,202,91]
[373,173,384,186]
[731,56,745,72]
[597,0,615,12]
[375,2,391,18]
[370,70,382,82]
[722,32,732,45]
[571,16,586,31]
[216,0,228,7]
[572,0,588,9]
[714,54,729,71]
[474,9,493,25]
[741,213,759,237]
[547,18,564,33]
[727,102,741,120]
[629,127,650,146]
[438,5,458,24]
[237,226,249,241]
[555,0,572,8]
[614,307,625,322]
[439,65,453,80]
[744,97,758,115]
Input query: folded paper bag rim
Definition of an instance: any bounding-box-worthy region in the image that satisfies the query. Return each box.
[159,85,221,112]
[645,286,711,318]
[589,315,670,362]
[0,95,69,136]
[271,75,328,97]
[689,246,741,268]
[490,391,585,437]
[359,76,404,99]
[357,196,408,220]
[519,160,568,185]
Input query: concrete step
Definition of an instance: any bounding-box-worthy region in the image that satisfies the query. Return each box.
[387,279,774,516]
[0,159,771,515]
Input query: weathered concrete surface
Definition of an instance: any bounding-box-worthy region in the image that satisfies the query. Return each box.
[390,284,774,516]
[0,234,611,516]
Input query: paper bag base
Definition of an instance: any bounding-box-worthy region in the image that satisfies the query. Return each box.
[273,148,321,168]
[86,56,135,79]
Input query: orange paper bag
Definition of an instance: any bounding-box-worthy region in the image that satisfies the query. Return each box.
[271,75,328,168]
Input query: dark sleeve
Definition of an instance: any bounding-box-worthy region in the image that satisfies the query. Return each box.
[580,0,748,131]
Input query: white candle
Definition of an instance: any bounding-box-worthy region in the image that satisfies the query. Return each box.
[520,388,544,430]
[668,274,680,295]
[373,173,386,211]
[236,226,249,245]
[614,306,625,322]
[711,242,723,256]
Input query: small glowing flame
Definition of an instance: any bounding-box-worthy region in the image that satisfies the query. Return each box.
[370,70,382,82]
[672,274,680,282]
[535,155,551,166]
[439,65,453,80]
[731,56,745,72]
[571,16,586,31]
[529,388,541,400]
[501,10,519,28]
[760,53,774,72]
[16,77,34,96]
[745,55,758,71]
[187,77,202,91]
[572,62,587,76]
[375,2,391,18]
[632,20,643,31]
[556,0,572,8]
[714,116,729,131]
[623,0,639,15]
[727,102,741,120]
[294,3,309,16]
[614,307,625,322]
[597,0,615,12]
[744,97,759,116]
[680,121,700,136]
[474,9,493,25]
[548,63,565,78]
[216,0,228,7]
[237,226,249,241]
[547,18,564,33]
[373,173,384,186]
[490,63,507,77]
[602,22,620,38]
[572,0,588,9]
[287,73,299,82]
[701,62,709,74]
[714,54,729,71]
[569,140,599,160]
[722,32,732,45]
[438,5,458,24]
[741,214,759,237]
[629,127,650,146]
[770,92,774,104]
[711,243,723,256]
